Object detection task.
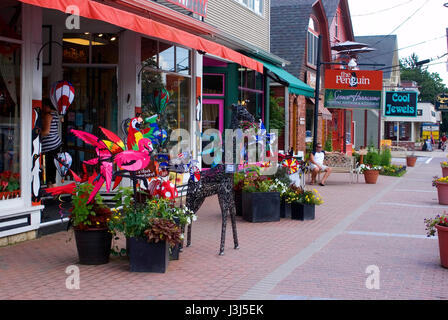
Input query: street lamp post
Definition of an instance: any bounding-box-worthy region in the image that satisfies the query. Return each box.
[312,37,385,153]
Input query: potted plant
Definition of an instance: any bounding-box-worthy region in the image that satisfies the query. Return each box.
[424,212,448,268]
[359,164,382,184]
[432,176,448,205]
[241,172,281,222]
[406,152,417,167]
[109,189,192,272]
[69,183,113,265]
[280,184,302,218]
[286,187,323,221]
[441,161,448,177]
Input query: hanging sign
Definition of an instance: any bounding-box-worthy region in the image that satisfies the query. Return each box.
[164,0,208,17]
[384,91,418,117]
[324,70,383,91]
[324,89,382,109]
[436,92,448,111]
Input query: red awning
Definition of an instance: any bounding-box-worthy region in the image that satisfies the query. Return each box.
[19,0,263,73]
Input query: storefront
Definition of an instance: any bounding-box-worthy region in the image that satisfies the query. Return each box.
[0,0,265,242]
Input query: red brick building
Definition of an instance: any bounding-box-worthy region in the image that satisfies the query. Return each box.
[270,0,355,154]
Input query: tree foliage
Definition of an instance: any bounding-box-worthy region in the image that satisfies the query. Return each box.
[400,53,447,104]
[269,94,285,131]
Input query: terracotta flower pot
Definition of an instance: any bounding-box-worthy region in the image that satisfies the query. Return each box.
[436,182,448,205]
[363,170,380,184]
[435,224,448,268]
[406,156,417,167]
[442,166,448,178]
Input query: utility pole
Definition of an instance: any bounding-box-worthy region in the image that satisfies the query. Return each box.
[313,35,322,153]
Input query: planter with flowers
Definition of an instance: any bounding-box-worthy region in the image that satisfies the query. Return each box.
[432,176,448,205]
[284,187,323,220]
[109,188,195,272]
[69,183,113,265]
[359,164,382,184]
[424,212,448,268]
[280,184,303,218]
[241,173,283,223]
[0,171,20,200]
[441,162,448,177]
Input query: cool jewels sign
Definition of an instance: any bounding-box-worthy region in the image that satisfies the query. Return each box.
[384,91,418,117]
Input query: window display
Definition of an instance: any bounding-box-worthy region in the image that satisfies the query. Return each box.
[0,40,21,200]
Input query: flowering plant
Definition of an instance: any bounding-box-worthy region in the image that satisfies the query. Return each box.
[299,189,323,205]
[380,165,406,177]
[240,120,259,133]
[432,176,448,187]
[282,186,323,205]
[441,161,448,168]
[358,164,382,173]
[0,171,20,192]
[424,212,448,237]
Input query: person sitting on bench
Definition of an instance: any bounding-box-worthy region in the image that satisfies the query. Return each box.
[309,143,332,186]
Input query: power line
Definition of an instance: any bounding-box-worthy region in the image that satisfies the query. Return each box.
[364,34,447,60]
[375,55,448,72]
[371,0,430,47]
[351,0,416,17]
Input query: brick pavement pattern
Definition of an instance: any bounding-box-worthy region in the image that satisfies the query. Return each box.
[0,153,447,299]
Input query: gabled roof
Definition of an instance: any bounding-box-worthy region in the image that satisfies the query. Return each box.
[322,0,339,24]
[270,0,317,78]
[354,35,398,80]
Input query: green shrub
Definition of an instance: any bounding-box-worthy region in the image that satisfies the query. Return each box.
[364,147,381,166]
[380,147,392,167]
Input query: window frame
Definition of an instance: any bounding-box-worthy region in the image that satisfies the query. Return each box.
[233,0,264,17]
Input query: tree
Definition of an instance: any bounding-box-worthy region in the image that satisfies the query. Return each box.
[269,94,285,131]
[400,53,447,104]
[400,53,448,133]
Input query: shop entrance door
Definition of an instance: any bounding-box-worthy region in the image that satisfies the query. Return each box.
[62,67,118,175]
[202,99,224,133]
[201,99,223,169]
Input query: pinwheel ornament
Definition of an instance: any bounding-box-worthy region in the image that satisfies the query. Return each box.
[282,158,298,175]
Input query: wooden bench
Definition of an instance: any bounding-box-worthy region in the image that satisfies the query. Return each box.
[307,152,358,184]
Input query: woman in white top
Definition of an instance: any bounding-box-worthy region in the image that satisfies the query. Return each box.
[309,143,332,186]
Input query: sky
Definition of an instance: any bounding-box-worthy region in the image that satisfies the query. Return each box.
[348,0,448,86]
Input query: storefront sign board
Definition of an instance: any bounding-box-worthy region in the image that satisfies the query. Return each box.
[324,89,382,109]
[384,91,418,117]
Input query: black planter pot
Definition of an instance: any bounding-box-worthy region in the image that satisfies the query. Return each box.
[169,217,181,261]
[242,192,280,222]
[234,189,243,216]
[291,203,315,221]
[74,228,112,265]
[280,200,291,218]
[128,237,169,273]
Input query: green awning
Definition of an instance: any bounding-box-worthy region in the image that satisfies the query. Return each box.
[254,58,315,97]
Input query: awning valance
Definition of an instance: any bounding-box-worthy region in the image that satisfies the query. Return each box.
[254,58,315,97]
[19,0,263,73]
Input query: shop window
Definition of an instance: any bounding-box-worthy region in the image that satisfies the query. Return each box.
[62,32,119,64]
[0,2,21,40]
[141,37,192,150]
[307,31,318,66]
[0,40,21,200]
[238,67,264,119]
[176,46,190,75]
[203,74,224,96]
[239,90,263,119]
[159,44,175,72]
[63,33,90,64]
[91,33,119,64]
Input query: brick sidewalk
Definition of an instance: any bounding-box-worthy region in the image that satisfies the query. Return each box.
[0,156,447,300]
